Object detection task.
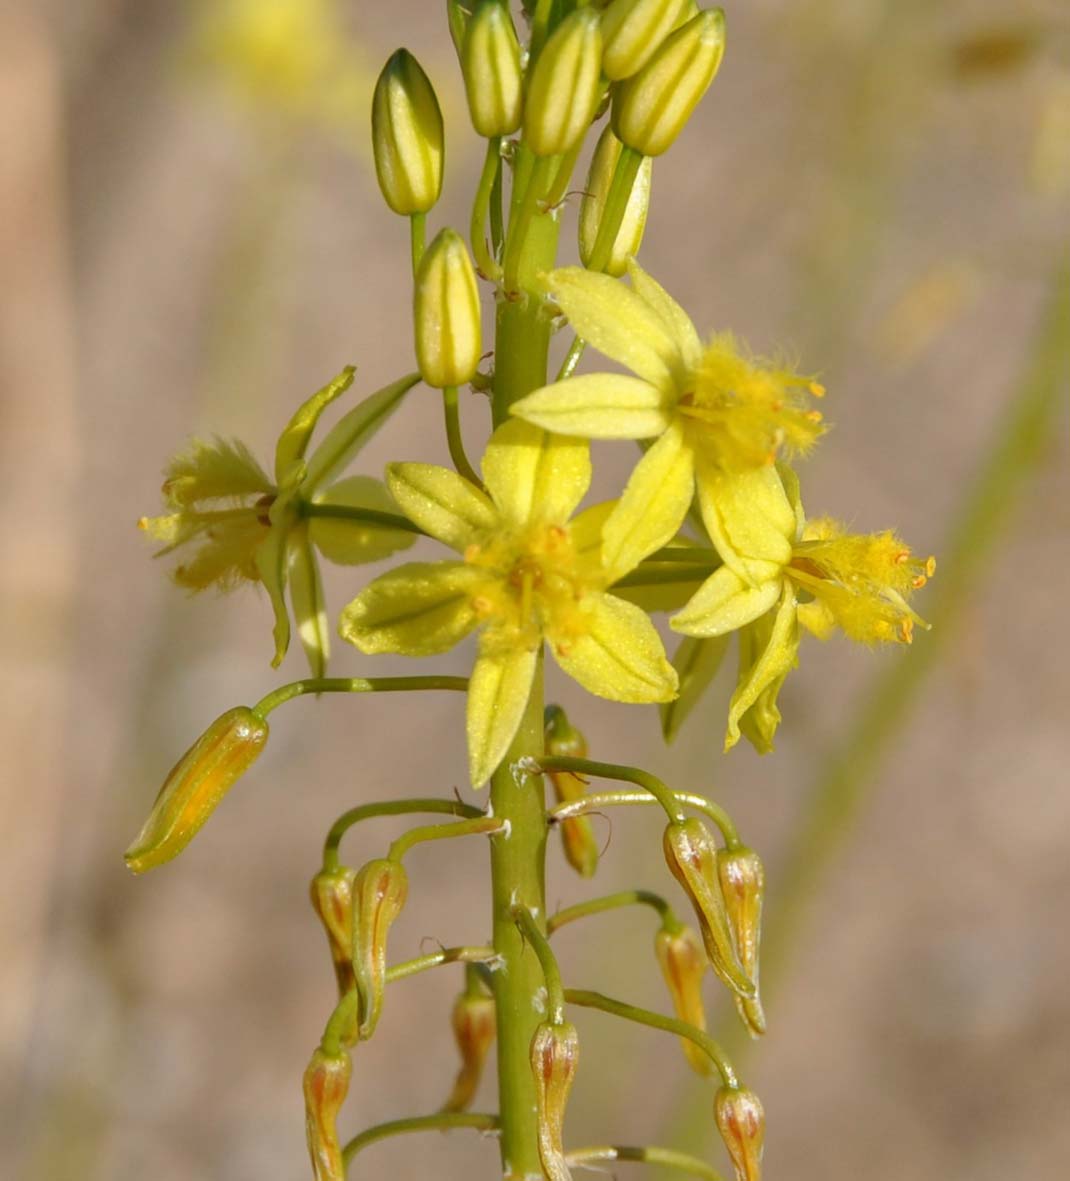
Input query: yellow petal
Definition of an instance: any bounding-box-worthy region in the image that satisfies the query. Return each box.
[670,566,782,638]
[549,592,678,703]
[386,463,497,552]
[254,522,292,668]
[775,460,805,539]
[310,476,418,565]
[660,634,731,744]
[625,258,702,372]
[338,561,481,656]
[570,500,617,564]
[547,266,682,389]
[467,647,539,786]
[695,460,795,583]
[725,584,799,752]
[512,374,673,439]
[602,422,694,581]
[274,365,356,484]
[481,419,591,526]
[161,438,273,509]
[289,526,329,678]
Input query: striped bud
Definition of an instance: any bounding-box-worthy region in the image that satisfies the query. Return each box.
[714,1086,765,1181]
[601,0,688,81]
[531,1021,580,1181]
[717,847,766,1037]
[524,9,604,158]
[462,1,523,137]
[310,867,358,999]
[544,705,598,878]
[655,924,711,1075]
[442,990,496,1112]
[414,228,482,389]
[124,707,268,874]
[352,858,409,1039]
[303,1046,352,1181]
[579,124,652,276]
[613,8,726,157]
[371,50,444,215]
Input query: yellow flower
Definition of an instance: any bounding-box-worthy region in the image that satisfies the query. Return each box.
[511,260,825,586]
[670,464,934,751]
[338,419,678,785]
[140,369,418,676]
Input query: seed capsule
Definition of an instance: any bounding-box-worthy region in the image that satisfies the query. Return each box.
[124,707,268,874]
[531,1020,580,1181]
[544,705,598,878]
[462,1,523,138]
[303,1046,352,1181]
[524,9,604,158]
[309,866,358,998]
[714,1085,765,1181]
[414,227,482,389]
[442,990,496,1112]
[351,858,409,1039]
[613,8,726,157]
[578,124,652,276]
[371,49,444,215]
[601,0,688,81]
[655,923,711,1075]
[717,846,767,1037]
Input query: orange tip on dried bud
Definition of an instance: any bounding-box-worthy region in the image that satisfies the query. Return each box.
[663,819,755,999]
[531,1021,580,1181]
[371,49,444,215]
[462,1,523,137]
[612,8,726,157]
[303,1046,352,1181]
[124,707,268,874]
[544,705,598,877]
[717,847,767,1037]
[655,924,712,1075]
[524,9,604,158]
[414,227,482,389]
[714,1085,765,1181]
[352,858,409,1039]
[579,125,652,276]
[310,867,358,1000]
[601,0,689,81]
[442,990,497,1112]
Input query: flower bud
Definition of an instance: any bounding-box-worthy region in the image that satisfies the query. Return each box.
[462,1,523,138]
[601,0,688,81]
[714,1085,765,1181]
[310,867,358,997]
[531,1021,580,1181]
[717,847,767,1038]
[544,705,598,878]
[442,990,496,1112]
[124,707,268,874]
[663,819,754,998]
[303,1046,352,1181]
[414,228,482,389]
[613,8,726,157]
[524,9,604,158]
[447,0,469,57]
[352,858,409,1039]
[371,49,444,215]
[578,125,652,276]
[655,924,711,1075]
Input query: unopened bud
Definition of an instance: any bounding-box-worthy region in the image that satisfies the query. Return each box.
[442,990,496,1112]
[352,858,408,1039]
[524,9,604,158]
[613,8,726,157]
[544,705,598,878]
[714,1085,765,1181]
[663,819,753,998]
[655,924,711,1075]
[462,1,523,138]
[371,49,444,215]
[579,125,652,276]
[601,0,688,81]
[414,228,482,389]
[717,847,766,1037]
[310,867,358,998]
[303,1047,352,1181]
[531,1021,580,1181]
[125,707,268,874]
[447,0,469,57]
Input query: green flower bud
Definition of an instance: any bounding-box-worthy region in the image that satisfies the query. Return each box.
[544,705,598,878]
[462,1,523,137]
[717,846,767,1038]
[714,1085,765,1181]
[524,9,604,158]
[352,858,408,1039]
[613,8,726,157]
[442,990,496,1112]
[655,923,711,1075]
[414,228,482,389]
[578,124,652,276]
[310,866,358,999]
[530,1020,580,1181]
[124,707,268,874]
[371,49,444,215]
[303,1046,352,1181]
[601,0,688,81]
[447,0,470,57]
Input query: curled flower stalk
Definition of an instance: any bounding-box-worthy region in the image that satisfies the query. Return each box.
[126,2,934,1178]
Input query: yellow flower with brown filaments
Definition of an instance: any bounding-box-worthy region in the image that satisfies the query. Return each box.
[338,419,679,786]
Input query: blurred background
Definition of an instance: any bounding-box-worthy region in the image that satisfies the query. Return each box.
[2,0,1068,1178]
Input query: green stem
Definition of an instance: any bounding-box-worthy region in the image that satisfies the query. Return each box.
[533,756,685,824]
[299,501,425,534]
[323,798,481,873]
[410,211,427,276]
[542,139,585,211]
[565,1145,725,1180]
[388,816,505,862]
[512,905,566,1024]
[253,675,467,718]
[547,889,679,937]
[471,138,504,281]
[343,1113,501,1166]
[490,146,505,257]
[587,146,643,274]
[386,946,499,985]
[503,154,557,292]
[563,989,737,1089]
[442,385,483,486]
[555,336,586,382]
[547,789,741,849]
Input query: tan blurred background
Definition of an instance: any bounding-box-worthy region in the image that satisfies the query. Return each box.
[2,1,1068,1178]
